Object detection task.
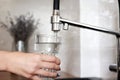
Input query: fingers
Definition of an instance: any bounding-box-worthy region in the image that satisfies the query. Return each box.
[39,62,60,71]
[40,54,61,65]
[24,53,61,79]
[34,69,58,78]
[30,75,42,80]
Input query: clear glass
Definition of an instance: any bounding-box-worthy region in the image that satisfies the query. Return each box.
[34,34,61,80]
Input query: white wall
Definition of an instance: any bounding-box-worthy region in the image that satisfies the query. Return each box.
[80,0,119,79]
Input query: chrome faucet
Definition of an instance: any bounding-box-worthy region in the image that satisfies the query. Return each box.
[51,0,120,80]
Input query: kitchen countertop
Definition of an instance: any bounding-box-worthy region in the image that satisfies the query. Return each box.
[0,71,75,80]
[0,72,11,80]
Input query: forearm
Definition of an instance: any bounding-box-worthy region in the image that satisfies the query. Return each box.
[0,51,61,79]
[0,51,10,71]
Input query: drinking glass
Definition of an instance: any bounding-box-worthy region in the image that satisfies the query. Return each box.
[34,34,61,80]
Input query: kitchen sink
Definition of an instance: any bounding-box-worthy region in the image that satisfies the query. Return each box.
[56,77,102,80]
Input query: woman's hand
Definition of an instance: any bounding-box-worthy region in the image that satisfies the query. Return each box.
[1,51,61,80]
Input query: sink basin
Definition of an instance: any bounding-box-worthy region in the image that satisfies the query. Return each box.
[55,77,102,80]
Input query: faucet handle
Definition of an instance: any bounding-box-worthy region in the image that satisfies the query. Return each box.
[109,64,117,72]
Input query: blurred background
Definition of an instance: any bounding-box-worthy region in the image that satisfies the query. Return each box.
[0,0,119,80]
